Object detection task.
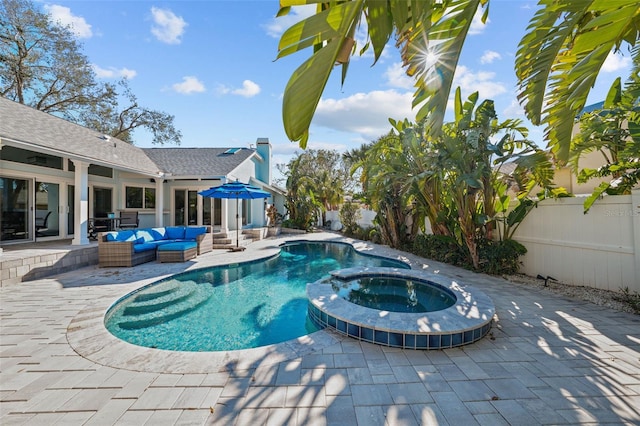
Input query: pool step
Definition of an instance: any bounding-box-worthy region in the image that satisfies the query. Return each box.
[124,284,196,315]
[132,285,179,302]
[115,282,212,330]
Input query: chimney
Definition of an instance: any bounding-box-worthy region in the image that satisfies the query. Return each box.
[256,138,272,185]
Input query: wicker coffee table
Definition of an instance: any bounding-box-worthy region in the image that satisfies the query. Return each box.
[157,241,198,262]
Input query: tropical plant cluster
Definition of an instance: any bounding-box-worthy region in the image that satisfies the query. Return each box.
[279,149,349,231]
[346,88,570,273]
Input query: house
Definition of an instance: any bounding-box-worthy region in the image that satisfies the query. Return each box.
[0,96,285,248]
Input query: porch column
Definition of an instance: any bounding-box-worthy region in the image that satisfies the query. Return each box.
[71,160,90,245]
[221,199,229,233]
[154,177,164,227]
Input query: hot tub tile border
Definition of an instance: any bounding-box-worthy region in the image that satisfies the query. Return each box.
[307,267,495,350]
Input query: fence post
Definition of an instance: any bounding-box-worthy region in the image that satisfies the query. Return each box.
[633,190,640,289]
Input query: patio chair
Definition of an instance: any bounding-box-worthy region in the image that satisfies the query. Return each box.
[35,210,51,237]
[118,211,139,230]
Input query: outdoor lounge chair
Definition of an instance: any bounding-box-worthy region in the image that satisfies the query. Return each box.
[118,211,139,229]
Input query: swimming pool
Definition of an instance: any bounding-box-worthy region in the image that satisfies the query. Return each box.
[104,241,408,351]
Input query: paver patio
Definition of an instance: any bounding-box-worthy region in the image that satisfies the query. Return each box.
[1,232,639,425]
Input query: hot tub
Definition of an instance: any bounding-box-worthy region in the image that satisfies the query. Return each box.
[307,267,495,350]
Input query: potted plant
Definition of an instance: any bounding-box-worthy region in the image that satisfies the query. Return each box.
[266,205,282,236]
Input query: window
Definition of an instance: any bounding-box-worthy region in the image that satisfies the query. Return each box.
[125,186,155,209]
[2,146,63,170]
[68,161,113,178]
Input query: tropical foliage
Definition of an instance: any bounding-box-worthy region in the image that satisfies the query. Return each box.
[348,89,569,270]
[516,1,640,161]
[279,149,348,229]
[0,0,181,145]
[276,0,486,148]
[277,0,639,163]
[338,201,361,235]
[570,61,640,213]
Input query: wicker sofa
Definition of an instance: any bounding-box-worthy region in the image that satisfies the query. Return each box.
[98,226,212,267]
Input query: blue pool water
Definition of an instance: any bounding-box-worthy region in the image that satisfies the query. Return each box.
[105,241,409,351]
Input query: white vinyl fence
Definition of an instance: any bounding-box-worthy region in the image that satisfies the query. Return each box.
[327,190,640,293]
[325,209,376,229]
[512,191,640,293]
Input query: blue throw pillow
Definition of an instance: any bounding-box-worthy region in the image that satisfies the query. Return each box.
[105,232,118,241]
[135,229,155,243]
[150,227,167,240]
[185,226,206,240]
[165,226,185,240]
[115,230,136,242]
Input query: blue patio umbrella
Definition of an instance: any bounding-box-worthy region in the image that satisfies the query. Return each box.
[198,181,271,249]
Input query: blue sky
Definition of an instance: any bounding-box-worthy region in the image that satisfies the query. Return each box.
[43,0,633,179]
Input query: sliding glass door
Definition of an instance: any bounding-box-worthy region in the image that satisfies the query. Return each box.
[174,189,198,226]
[1,177,30,242]
[34,181,60,238]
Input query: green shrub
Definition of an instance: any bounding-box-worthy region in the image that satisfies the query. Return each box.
[411,234,527,275]
[412,234,469,266]
[477,238,527,275]
[339,202,361,235]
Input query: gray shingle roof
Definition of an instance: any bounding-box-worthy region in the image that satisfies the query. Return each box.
[0,96,160,176]
[142,148,255,178]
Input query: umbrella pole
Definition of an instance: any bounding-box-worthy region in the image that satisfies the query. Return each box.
[236,198,239,248]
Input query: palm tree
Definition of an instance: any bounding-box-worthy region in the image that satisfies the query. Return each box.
[277,0,639,160]
[350,132,417,248]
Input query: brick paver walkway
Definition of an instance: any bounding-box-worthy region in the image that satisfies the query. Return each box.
[1,233,639,425]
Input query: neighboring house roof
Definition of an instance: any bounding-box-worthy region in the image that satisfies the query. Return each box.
[579,101,605,117]
[0,96,161,176]
[142,147,255,179]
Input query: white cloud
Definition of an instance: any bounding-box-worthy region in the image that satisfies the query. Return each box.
[172,76,206,94]
[315,90,414,139]
[263,4,316,38]
[468,7,489,35]
[45,5,92,38]
[452,65,507,100]
[232,80,261,98]
[480,50,501,64]
[384,62,414,90]
[601,51,632,73]
[306,140,350,152]
[503,99,525,117]
[92,65,137,79]
[150,7,187,45]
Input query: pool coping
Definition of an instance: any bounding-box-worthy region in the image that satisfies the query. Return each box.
[307,267,495,350]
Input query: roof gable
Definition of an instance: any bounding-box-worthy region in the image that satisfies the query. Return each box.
[0,96,160,176]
